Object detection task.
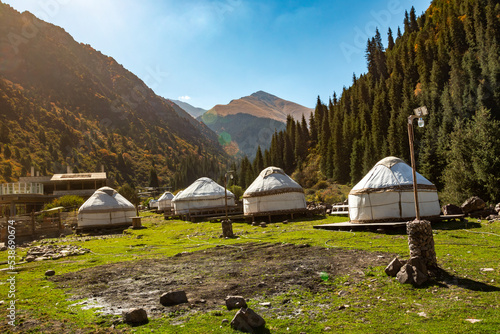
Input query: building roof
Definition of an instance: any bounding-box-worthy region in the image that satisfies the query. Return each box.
[50,172,107,182]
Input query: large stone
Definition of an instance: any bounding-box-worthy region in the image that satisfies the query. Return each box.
[408,257,427,276]
[231,308,266,333]
[461,196,486,215]
[396,264,414,285]
[469,208,497,219]
[231,311,254,333]
[225,296,247,310]
[411,266,429,286]
[242,308,266,328]
[160,291,188,306]
[122,308,148,325]
[385,257,403,277]
[441,204,463,216]
[45,270,55,277]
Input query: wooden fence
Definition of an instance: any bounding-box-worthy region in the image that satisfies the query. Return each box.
[0,211,76,243]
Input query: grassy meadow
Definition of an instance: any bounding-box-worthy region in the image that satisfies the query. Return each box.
[0,213,499,333]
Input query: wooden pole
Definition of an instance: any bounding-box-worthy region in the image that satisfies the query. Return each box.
[408,116,420,221]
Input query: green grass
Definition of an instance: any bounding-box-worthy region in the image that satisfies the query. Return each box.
[1,214,499,333]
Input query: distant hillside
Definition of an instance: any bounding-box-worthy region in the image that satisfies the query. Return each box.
[206,91,312,123]
[170,99,206,119]
[0,3,228,187]
[200,91,312,158]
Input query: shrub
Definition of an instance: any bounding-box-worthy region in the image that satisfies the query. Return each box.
[229,185,244,200]
[43,195,85,212]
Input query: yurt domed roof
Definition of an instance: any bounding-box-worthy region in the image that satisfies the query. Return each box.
[172,177,234,202]
[349,156,435,195]
[243,166,304,198]
[158,191,174,201]
[78,186,135,213]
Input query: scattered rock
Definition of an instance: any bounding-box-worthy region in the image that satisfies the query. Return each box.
[385,257,403,277]
[45,270,55,277]
[408,257,428,276]
[25,244,90,261]
[160,291,188,306]
[221,319,229,325]
[122,308,148,325]
[225,296,247,310]
[338,290,348,297]
[396,264,414,285]
[396,262,428,286]
[0,246,7,251]
[259,222,267,228]
[469,208,497,219]
[495,203,500,214]
[441,204,463,216]
[461,196,486,215]
[231,307,266,333]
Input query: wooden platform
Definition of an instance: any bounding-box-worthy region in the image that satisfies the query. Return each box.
[314,221,407,231]
[314,215,466,231]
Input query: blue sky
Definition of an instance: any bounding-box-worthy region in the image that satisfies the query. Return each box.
[3,0,431,109]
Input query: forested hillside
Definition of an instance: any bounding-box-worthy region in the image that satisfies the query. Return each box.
[245,0,500,204]
[0,3,229,187]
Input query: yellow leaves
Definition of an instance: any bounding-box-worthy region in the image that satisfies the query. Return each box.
[414,83,422,97]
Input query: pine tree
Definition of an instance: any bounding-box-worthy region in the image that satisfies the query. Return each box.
[387,27,395,50]
[253,146,264,175]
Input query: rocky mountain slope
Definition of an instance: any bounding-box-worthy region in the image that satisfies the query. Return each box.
[0,2,227,186]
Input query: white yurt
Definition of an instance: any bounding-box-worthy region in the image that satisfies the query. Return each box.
[148,199,159,210]
[172,177,235,215]
[77,186,136,228]
[348,156,441,223]
[157,191,174,212]
[243,166,306,216]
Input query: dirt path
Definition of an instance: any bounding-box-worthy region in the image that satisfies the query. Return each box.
[52,242,393,320]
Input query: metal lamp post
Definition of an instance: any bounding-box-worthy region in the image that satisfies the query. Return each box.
[224,170,234,221]
[404,106,438,278]
[222,170,234,238]
[407,106,428,221]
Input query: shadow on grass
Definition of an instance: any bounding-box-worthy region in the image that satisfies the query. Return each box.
[433,269,500,292]
[432,219,482,231]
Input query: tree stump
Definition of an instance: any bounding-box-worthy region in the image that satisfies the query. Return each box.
[406,220,437,271]
[222,219,234,238]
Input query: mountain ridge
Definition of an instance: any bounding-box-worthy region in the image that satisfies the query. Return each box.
[205,90,313,123]
[199,91,312,158]
[0,2,227,186]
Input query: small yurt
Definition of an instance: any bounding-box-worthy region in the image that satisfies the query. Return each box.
[348,156,441,223]
[243,166,306,216]
[172,177,235,215]
[148,199,159,210]
[77,186,136,228]
[157,191,174,212]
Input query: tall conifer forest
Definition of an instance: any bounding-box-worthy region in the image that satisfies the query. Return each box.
[247,0,500,205]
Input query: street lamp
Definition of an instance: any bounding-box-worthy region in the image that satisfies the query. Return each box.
[224,170,234,221]
[408,106,428,221]
[222,170,235,238]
